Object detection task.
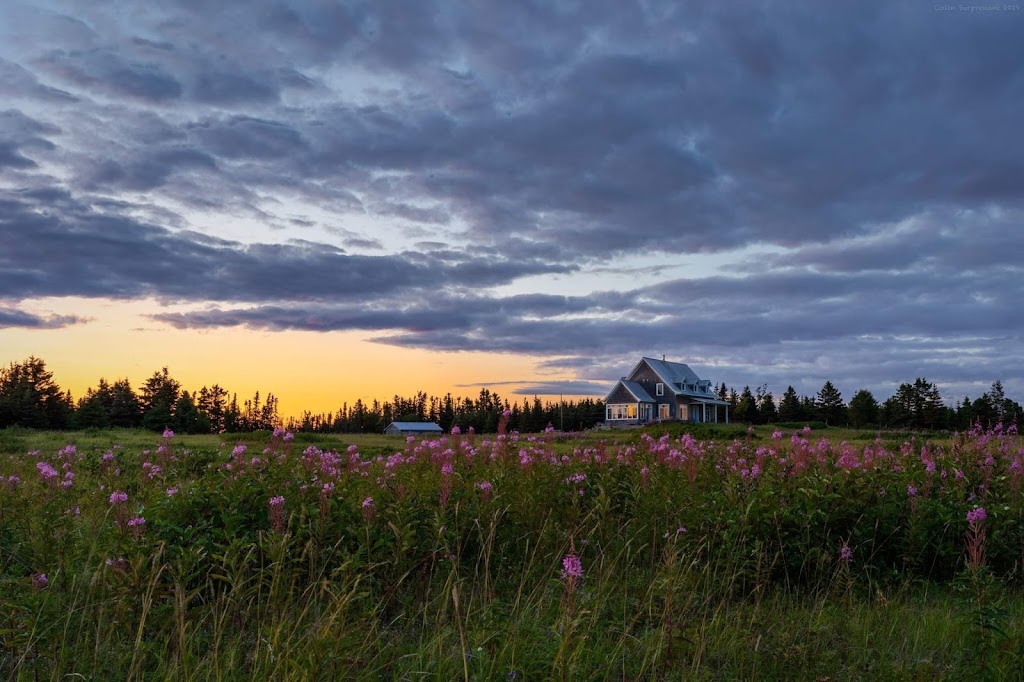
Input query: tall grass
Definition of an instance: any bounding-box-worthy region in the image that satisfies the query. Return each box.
[1,423,1023,679]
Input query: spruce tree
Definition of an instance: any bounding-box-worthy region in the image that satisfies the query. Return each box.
[816,381,846,426]
[778,386,803,423]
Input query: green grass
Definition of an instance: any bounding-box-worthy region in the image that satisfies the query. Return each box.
[1,424,1022,679]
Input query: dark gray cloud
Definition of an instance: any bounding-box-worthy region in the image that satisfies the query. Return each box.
[0,57,78,102]
[38,48,183,101]
[0,307,86,329]
[0,188,573,303]
[1,0,1022,403]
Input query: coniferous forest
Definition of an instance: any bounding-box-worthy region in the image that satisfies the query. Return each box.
[0,356,1019,434]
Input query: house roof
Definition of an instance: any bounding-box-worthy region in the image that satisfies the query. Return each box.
[634,357,720,399]
[680,395,731,406]
[640,357,701,385]
[385,421,443,431]
[605,379,655,404]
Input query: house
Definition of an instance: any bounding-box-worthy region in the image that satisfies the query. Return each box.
[383,421,445,436]
[604,357,729,425]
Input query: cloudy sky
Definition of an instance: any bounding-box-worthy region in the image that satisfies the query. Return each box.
[1,0,1022,417]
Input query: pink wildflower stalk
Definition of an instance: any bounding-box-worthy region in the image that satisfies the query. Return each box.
[361,496,376,523]
[127,516,146,538]
[474,480,493,503]
[561,553,583,594]
[109,490,130,528]
[966,506,987,572]
[269,495,286,532]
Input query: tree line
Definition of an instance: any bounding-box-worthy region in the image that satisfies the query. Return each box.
[1,356,1019,433]
[290,388,605,434]
[716,378,1022,430]
[0,357,604,434]
[0,357,279,434]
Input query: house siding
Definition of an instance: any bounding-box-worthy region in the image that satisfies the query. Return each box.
[628,361,676,418]
[606,383,637,404]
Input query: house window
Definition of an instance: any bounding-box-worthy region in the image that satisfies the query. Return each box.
[606,404,637,420]
[656,382,664,396]
[659,403,670,420]
[680,404,689,421]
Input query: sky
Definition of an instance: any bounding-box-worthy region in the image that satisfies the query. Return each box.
[1,0,1023,420]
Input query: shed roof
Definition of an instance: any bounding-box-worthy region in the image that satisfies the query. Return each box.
[385,421,444,432]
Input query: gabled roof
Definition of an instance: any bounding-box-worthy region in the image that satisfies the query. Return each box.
[605,379,655,404]
[639,357,701,386]
[385,421,443,432]
[630,357,719,399]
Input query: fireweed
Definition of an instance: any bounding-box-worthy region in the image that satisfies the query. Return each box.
[2,421,1023,679]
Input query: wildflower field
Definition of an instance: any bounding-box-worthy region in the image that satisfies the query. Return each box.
[2,419,1023,680]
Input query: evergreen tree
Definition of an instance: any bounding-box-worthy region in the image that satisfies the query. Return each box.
[989,380,1006,421]
[816,381,846,426]
[140,368,181,431]
[108,379,142,427]
[847,389,879,428]
[172,391,210,434]
[778,386,803,423]
[0,356,72,428]
[74,388,110,429]
[756,385,777,424]
[734,386,758,423]
[882,378,945,429]
[197,384,228,433]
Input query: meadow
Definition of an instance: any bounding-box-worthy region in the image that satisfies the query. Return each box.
[1,418,1023,680]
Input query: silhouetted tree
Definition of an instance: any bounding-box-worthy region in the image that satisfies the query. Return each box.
[734,386,758,423]
[778,386,803,422]
[756,385,777,423]
[848,389,879,428]
[108,379,142,427]
[0,356,72,428]
[816,381,846,426]
[140,368,181,431]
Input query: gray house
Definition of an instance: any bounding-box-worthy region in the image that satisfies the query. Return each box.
[604,357,729,425]
[383,421,444,436]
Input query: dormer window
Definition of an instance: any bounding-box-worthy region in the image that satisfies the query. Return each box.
[656,382,664,396]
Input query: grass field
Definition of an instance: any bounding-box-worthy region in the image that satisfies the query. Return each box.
[1,421,1022,680]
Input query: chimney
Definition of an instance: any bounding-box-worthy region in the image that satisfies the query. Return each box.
[662,354,666,361]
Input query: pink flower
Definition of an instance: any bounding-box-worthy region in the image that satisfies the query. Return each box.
[36,461,59,484]
[32,573,48,590]
[162,428,174,439]
[967,507,987,526]
[127,516,146,537]
[166,487,178,497]
[109,490,128,505]
[561,553,583,592]
[840,544,853,564]
[361,496,376,522]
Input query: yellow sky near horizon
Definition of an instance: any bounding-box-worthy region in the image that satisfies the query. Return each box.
[2,297,589,421]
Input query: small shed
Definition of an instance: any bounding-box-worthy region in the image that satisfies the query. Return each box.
[383,421,444,436]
